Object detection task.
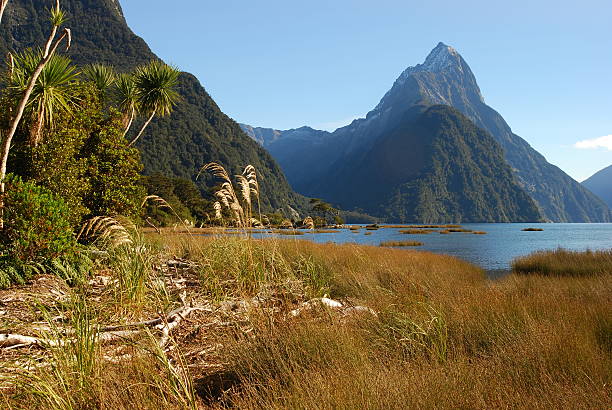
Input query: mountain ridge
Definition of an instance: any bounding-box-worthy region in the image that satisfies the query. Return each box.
[582,165,612,208]
[243,42,610,222]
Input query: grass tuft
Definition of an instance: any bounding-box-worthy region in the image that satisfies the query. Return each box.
[380,241,423,247]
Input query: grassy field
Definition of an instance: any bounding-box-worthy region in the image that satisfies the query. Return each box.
[0,232,610,409]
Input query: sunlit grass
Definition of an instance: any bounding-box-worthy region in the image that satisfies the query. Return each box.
[2,234,609,409]
[512,248,612,276]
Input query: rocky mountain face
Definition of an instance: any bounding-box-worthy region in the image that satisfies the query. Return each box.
[317,104,542,222]
[244,43,610,222]
[582,165,612,208]
[0,0,307,214]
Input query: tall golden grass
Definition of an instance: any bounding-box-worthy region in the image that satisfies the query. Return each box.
[512,248,612,276]
[1,233,610,409]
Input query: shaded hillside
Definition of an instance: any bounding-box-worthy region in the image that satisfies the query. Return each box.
[314,105,542,222]
[582,165,612,208]
[0,0,307,214]
[241,124,333,190]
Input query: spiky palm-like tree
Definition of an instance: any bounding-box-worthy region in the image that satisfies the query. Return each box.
[128,60,180,147]
[1,0,72,228]
[8,50,79,146]
[115,73,138,137]
[82,63,116,102]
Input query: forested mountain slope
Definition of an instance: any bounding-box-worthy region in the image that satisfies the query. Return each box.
[0,0,307,214]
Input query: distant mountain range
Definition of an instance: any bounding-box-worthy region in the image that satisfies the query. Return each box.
[0,0,308,215]
[242,43,611,223]
[582,165,612,208]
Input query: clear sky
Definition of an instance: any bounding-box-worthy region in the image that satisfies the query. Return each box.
[120,0,612,182]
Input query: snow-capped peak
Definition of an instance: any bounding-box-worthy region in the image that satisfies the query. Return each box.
[396,42,462,83]
[371,42,483,114]
[422,42,460,72]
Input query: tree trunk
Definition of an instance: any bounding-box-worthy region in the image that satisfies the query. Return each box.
[30,106,44,147]
[128,108,156,147]
[121,107,135,139]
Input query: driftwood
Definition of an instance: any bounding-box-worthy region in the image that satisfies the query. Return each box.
[0,305,206,350]
[289,297,377,318]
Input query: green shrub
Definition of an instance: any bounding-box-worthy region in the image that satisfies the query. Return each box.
[0,175,77,286]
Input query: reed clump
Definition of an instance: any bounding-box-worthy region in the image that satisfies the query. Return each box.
[399,229,434,234]
[408,224,462,229]
[270,229,304,236]
[512,248,612,276]
[380,240,423,247]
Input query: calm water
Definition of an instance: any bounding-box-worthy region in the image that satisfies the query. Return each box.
[252,223,612,274]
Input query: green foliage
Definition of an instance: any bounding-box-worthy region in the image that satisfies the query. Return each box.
[0,175,77,287]
[141,173,212,226]
[80,109,145,219]
[133,60,180,117]
[6,49,80,145]
[7,81,145,225]
[309,198,341,226]
[49,4,67,27]
[82,63,116,98]
[265,212,285,227]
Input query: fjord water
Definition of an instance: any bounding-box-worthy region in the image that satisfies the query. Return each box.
[256,224,612,275]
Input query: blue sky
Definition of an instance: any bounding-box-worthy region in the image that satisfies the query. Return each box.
[121,0,612,181]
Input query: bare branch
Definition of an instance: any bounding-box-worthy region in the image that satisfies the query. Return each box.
[0,0,10,27]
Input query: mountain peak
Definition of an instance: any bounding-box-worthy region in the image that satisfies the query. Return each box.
[387,42,468,91]
[372,42,481,114]
[422,42,460,72]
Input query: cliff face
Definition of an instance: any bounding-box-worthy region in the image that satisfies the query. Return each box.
[0,0,307,214]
